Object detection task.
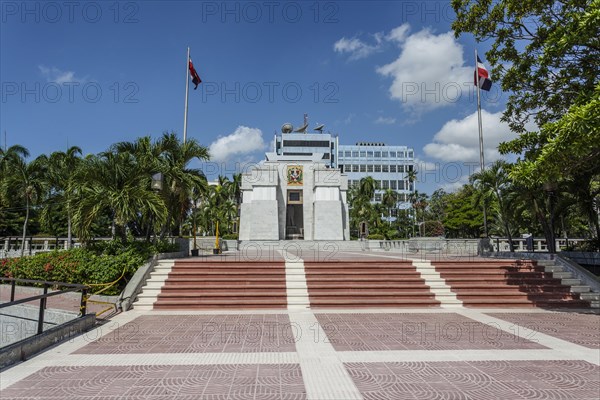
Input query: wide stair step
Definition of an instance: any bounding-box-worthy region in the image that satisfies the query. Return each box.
[152,260,288,310]
[432,260,593,309]
[304,261,440,308]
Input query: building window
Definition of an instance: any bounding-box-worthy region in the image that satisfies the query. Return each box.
[390,180,397,190]
[390,151,396,157]
[382,180,389,189]
[382,151,388,157]
[288,190,303,204]
[367,165,373,173]
[360,151,366,157]
[374,165,381,172]
[398,165,405,173]
[398,180,405,190]
[283,140,330,147]
[352,151,359,157]
[408,151,414,158]
[367,151,373,157]
[345,151,351,157]
[374,193,382,202]
[382,165,389,173]
[374,151,381,157]
[352,164,359,172]
[408,164,414,172]
[338,151,343,158]
[391,208,398,217]
[360,164,366,172]
[390,165,397,173]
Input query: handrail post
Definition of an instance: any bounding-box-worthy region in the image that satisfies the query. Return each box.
[80,288,88,316]
[37,284,48,335]
[10,280,16,301]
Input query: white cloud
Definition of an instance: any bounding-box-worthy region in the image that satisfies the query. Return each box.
[423,110,518,163]
[38,65,85,84]
[386,24,410,43]
[374,116,396,125]
[333,35,382,60]
[376,27,471,114]
[208,126,266,162]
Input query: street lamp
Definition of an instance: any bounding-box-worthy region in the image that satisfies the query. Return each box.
[151,173,163,191]
[544,181,557,253]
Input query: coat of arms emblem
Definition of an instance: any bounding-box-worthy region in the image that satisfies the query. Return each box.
[287,165,303,185]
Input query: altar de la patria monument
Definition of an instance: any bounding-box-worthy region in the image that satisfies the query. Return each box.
[238,119,350,241]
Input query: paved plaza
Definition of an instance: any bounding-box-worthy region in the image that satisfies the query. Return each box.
[1,250,599,399]
[1,307,598,399]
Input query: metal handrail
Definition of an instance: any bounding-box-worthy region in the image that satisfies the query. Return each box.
[0,277,89,335]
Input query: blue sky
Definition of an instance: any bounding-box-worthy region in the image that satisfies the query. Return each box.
[0,1,516,193]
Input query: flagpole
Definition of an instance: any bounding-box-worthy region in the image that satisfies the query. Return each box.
[183,46,190,144]
[475,49,488,237]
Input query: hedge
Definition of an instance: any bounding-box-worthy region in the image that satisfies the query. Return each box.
[0,240,178,295]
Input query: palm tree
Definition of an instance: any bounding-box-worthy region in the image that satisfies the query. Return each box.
[406,168,418,236]
[409,191,428,236]
[0,145,31,236]
[407,168,417,191]
[44,146,82,248]
[358,176,378,201]
[382,188,398,225]
[2,154,48,256]
[73,152,166,242]
[471,160,515,251]
[158,132,210,237]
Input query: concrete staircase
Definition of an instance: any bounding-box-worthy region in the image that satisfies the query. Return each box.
[433,259,593,308]
[304,261,440,308]
[411,260,462,308]
[134,260,175,311]
[537,259,599,309]
[151,260,288,310]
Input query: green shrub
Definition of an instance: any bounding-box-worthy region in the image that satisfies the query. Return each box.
[222,233,239,240]
[0,240,164,295]
[367,233,385,240]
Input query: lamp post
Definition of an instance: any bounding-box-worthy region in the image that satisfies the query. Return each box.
[544,181,557,253]
[151,173,163,191]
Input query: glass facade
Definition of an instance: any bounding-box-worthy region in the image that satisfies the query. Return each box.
[338,142,415,210]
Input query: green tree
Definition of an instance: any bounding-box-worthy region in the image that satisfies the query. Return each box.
[442,185,484,238]
[470,160,516,250]
[2,154,48,255]
[382,188,398,225]
[452,0,600,134]
[43,146,83,248]
[0,145,31,236]
[158,132,210,237]
[73,152,166,242]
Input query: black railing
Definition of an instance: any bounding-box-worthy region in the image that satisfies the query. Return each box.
[0,278,89,335]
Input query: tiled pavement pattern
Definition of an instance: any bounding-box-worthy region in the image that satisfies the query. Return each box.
[489,312,600,349]
[75,314,296,354]
[0,364,306,399]
[1,309,599,399]
[315,313,547,351]
[346,360,600,400]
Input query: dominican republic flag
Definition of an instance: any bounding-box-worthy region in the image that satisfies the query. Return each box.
[474,55,492,91]
[189,59,202,90]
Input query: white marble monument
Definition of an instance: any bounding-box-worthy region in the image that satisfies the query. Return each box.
[239,154,350,241]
